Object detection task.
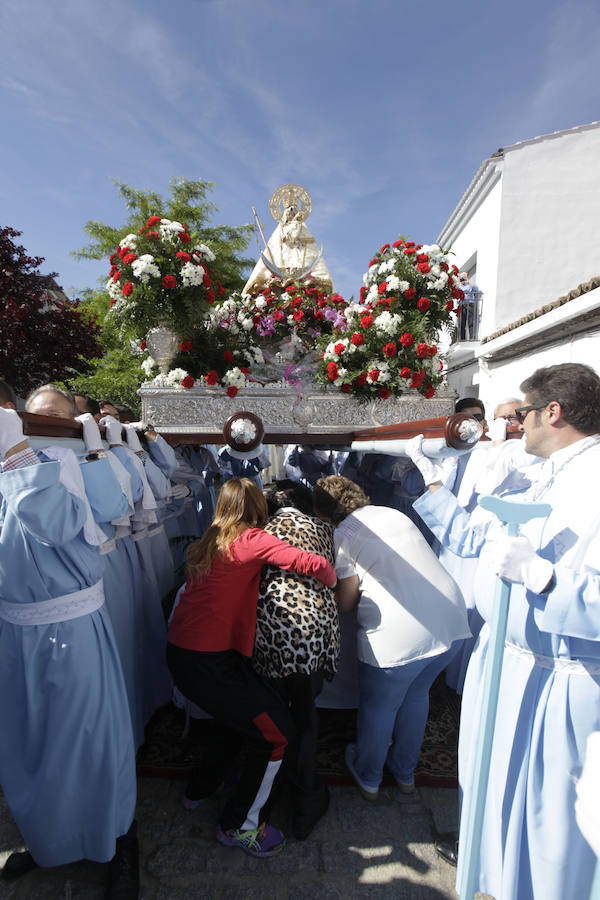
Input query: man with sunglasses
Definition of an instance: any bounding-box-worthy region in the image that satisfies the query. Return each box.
[408,363,600,900]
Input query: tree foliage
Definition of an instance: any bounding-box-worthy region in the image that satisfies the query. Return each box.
[0,226,103,397]
[69,178,255,407]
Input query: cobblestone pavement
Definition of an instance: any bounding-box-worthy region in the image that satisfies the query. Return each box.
[0,780,493,899]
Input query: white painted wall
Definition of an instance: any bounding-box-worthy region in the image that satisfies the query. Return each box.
[495,126,600,329]
[445,176,503,338]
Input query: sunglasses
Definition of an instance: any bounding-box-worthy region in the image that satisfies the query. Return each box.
[470,412,485,422]
[514,405,546,425]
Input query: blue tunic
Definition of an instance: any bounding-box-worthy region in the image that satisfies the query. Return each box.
[0,457,136,866]
[414,435,600,900]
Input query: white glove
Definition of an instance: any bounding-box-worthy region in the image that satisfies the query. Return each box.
[0,407,25,460]
[124,424,143,453]
[100,415,123,446]
[488,418,507,442]
[404,434,446,486]
[485,534,554,594]
[75,413,103,451]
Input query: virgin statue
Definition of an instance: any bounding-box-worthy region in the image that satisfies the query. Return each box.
[243,184,334,296]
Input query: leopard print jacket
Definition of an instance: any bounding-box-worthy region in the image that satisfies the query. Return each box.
[253,508,340,679]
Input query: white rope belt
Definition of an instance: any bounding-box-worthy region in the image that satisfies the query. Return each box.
[132,528,149,543]
[0,579,105,626]
[505,641,600,675]
[147,524,165,537]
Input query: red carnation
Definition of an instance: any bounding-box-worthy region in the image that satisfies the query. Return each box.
[359,286,367,301]
[416,343,428,358]
[451,265,459,274]
[203,273,212,287]
[291,296,302,308]
[206,289,216,304]
[351,332,364,347]
[179,232,191,244]
[368,368,380,382]
[331,293,344,305]
[404,287,416,300]
[181,375,195,389]
[382,342,397,357]
[205,370,219,385]
[240,367,250,375]
[392,240,403,248]
[179,340,193,352]
[122,252,137,265]
[223,350,234,363]
[341,384,351,393]
[404,248,416,256]
[217,280,226,295]
[285,285,297,294]
[430,344,438,356]
[378,387,391,399]
[162,275,176,290]
[416,253,429,264]
[417,297,431,312]
[109,253,118,265]
[226,386,238,398]
[400,367,411,378]
[369,258,378,267]
[118,247,127,259]
[405,241,415,248]
[292,309,304,322]
[122,281,133,297]
[380,243,390,253]
[410,369,426,389]
[176,251,191,262]
[446,300,454,312]
[440,262,449,272]
[274,310,284,322]
[355,373,368,386]
[140,339,147,350]
[334,343,345,355]
[378,282,388,295]
[148,231,159,240]
[424,384,435,399]
[147,216,162,227]
[112,270,120,283]
[109,299,116,308]
[327,361,339,381]
[376,298,390,309]
[360,315,374,329]
[400,332,414,347]
[417,262,431,274]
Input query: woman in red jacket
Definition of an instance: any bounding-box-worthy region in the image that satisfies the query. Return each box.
[167,478,337,858]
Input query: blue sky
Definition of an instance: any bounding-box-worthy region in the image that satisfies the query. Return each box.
[1,0,600,302]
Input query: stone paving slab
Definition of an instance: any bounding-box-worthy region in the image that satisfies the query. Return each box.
[0,781,493,899]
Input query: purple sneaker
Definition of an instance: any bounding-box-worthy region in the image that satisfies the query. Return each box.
[215,822,285,858]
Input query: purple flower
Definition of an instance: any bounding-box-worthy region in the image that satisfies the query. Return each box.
[324,308,337,322]
[256,315,275,337]
[333,313,348,330]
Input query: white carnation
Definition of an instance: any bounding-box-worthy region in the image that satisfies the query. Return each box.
[386,274,401,291]
[255,297,267,309]
[141,356,157,377]
[165,367,188,386]
[222,367,247,388]
[194,243,216,262]
[119,233,137,249]
[241,318,254,332]
[132,254,161,283]
[180,261,206,287]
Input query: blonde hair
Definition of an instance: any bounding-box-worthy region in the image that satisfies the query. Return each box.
[186,478,268,581]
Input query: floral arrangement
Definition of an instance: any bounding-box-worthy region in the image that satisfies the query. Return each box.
[106,215,222,338]
[314,239,463,401]
[142,279,349,396]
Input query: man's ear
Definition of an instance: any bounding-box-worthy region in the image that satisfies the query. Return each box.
[546,400,564,424]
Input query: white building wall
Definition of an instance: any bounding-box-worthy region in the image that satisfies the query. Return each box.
[445,177,503,338]
[495,125,600,329]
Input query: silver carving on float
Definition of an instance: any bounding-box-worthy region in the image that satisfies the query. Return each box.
[140,381,456,435]
[145,324,180,375]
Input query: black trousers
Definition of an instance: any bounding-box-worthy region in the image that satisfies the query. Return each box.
[166,644,295,831]
[267,670,326,811]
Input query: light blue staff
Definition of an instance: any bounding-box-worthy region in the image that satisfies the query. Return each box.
[458,494,552,900]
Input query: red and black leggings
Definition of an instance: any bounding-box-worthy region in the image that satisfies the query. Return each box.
[166,644,295,831]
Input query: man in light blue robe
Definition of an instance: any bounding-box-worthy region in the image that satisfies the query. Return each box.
[409,363,600,900]
[0,406,138,896]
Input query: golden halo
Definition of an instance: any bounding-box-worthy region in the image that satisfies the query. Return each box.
[269,184,312,222]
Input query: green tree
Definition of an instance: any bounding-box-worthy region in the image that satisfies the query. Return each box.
[68,178,254,408]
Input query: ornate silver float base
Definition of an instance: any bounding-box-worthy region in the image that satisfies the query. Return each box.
[140,381,456,435]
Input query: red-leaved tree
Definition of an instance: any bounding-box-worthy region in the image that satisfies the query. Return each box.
[0,226,103,396]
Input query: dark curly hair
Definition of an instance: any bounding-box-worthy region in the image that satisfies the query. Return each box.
[313,475,370,525]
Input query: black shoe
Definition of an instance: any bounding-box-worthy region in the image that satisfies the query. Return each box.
[105,827,140,900]
[434,835,459,867]
[1,850,37,880]
[292,784,330,841]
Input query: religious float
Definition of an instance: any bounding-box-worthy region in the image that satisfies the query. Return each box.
[104,184,466,443]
